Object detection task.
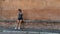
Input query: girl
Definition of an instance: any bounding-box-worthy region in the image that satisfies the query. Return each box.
[15,9,23,29]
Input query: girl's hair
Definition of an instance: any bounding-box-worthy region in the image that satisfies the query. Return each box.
[18,9,22,12]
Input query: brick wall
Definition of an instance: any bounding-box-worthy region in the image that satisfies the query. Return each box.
[0,0,60,20]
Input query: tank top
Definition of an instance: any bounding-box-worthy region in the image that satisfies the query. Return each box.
[18,12,23,18]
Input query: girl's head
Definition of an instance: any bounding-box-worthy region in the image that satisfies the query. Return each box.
[18,9,22,12]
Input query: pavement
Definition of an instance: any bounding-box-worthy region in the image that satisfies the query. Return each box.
[0,26,60,33]
[0,31,59,34]
[0,30,60,34]
[0,20,60,34]
[0,26,59,34]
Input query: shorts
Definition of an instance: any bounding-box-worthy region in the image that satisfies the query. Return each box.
[18,18,23,20]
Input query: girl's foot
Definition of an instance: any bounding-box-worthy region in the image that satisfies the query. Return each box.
[15,27,17,29]
[18,27,20,30]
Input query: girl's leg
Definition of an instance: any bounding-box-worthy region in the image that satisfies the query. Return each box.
[15,20,19,29]
[18,20,22,29]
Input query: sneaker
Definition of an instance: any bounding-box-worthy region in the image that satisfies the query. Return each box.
[15,27,17,29]
[18,27,20,30]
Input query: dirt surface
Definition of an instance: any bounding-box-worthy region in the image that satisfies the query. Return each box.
[0,22,60,30]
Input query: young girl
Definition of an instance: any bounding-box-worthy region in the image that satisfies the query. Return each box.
[15,9,23,29]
